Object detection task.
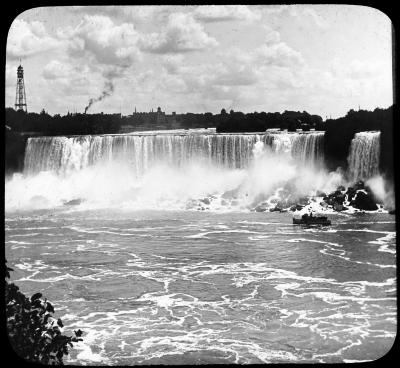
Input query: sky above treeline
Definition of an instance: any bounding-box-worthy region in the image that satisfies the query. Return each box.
[6,5,393,119]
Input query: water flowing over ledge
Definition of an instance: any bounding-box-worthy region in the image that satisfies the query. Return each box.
[347,131,381,182]
[23,130,325,176]
[6,129,389,212]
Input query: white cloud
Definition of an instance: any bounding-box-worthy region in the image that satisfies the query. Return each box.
[346,60,385,79]
[5,6,392,116]
[330,58,387,80]
[61,15,142,70]
[120,6,168,22]
[42,59,99,98]
[161,56,257,94]
[141,12,218,53]
[5,63,18,87]
[161,54,185,74]
[7,19,60,58]
[301,8,329,29]
[194,5,261,22]
[157,27,306,107]
[254,42,305,67]
[43,60,73,80]
[67,5,166,24]
[265,29,281,45]
[213,63,258,86]
[261,5,329,30]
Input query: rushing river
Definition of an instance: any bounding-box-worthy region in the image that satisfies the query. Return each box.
[5,209,396,364]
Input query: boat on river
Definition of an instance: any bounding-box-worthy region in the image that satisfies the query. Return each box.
[293,213,331,226]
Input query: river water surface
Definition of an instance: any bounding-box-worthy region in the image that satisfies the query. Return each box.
[5,209,396,364]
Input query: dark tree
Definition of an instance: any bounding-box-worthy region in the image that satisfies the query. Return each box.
[5,260,83,365]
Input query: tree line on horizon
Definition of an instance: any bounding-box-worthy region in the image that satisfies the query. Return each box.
[5,107,325,135]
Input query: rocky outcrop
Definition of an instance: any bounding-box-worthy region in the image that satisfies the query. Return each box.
[322,190,345,208]
[200,198,210,205]
[350,190,378,211]
[345,186,357,202]
[254,203,268,212]
[254,179,383,214]
[269,206,286,213]
[317,180,380,212]
[290,204,305,211]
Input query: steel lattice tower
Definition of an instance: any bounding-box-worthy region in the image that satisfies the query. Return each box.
[15,63,27,112]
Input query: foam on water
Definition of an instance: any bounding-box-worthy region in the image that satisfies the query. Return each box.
[6,213,396,364]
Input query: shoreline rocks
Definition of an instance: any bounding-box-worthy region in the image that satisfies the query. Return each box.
[186,179,386,214]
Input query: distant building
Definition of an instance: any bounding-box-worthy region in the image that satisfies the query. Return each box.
[156,106,167,127]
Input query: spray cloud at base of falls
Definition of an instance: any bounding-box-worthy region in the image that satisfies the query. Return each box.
[5,130,387,211]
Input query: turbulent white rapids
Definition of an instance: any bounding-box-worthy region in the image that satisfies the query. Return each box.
[347,131,381,182]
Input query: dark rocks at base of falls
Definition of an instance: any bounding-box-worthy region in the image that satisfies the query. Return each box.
[200,197,211,205]
[269,204,287,213]
[254,203,268,212]
[348,181,379,211]
[316,190,327,198]
[322,190,347,211]
[290,204,305,211]
[350,191,379,211]
[320,180,379,212]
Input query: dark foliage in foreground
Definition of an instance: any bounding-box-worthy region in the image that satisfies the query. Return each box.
[5,260,83,365]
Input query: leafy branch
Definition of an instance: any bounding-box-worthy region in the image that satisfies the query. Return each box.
[5,260,83,365]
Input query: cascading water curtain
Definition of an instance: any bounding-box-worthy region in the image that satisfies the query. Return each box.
[24,131,326,178]
[347,131,381,182]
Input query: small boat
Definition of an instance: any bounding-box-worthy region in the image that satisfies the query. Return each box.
[293,213,331,226]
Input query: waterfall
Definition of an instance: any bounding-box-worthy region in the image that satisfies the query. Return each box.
[347,131,381,181]
[291,132,324,167]
[23,131,325,177]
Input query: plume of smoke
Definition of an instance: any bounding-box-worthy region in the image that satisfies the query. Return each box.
[84,80,115,114]
[83,63,131,114]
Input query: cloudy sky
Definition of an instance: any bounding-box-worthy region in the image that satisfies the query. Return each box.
[6,5,393,118]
